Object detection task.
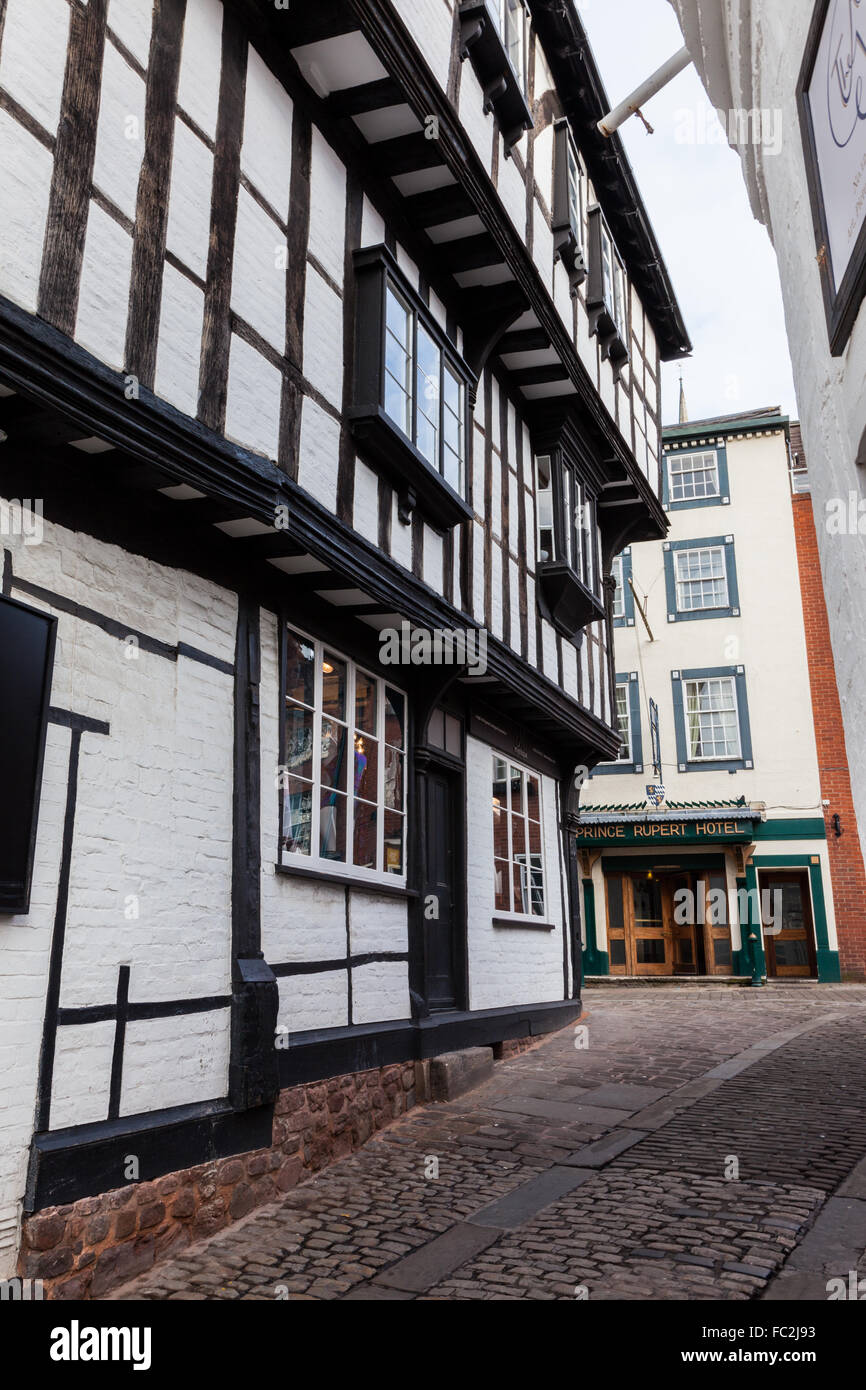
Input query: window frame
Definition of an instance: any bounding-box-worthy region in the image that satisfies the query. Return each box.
[351,247,474,530]
[611,549,636,628]
[279,623,408,887]
[664,536,740,623]
[671,665,754,773]
[592,672,644,776]
[663,444,731,511]
[586,205,630,380]
[491,752,548,924]
[458,1,534,150]
[552,118,588,295]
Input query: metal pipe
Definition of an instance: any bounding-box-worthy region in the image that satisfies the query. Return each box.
[597,46,692,138]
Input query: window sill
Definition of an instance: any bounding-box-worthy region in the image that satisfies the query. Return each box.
[275,860,417,899]
[492,916,556,932]
[347,405,472,531]
[537,561,605,636]
[591,762,644,777]
[668,606,739,623]
[677,760,752,774]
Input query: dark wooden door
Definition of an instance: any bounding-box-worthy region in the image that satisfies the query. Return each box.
[425,769,459,1010]
[760,870,817,978]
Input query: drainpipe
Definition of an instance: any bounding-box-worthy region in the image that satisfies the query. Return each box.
[597,46,692,138]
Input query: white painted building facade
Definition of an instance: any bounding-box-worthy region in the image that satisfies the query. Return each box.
[668,0,866,869]
[0,0,688,1283]
[579,408,841,983]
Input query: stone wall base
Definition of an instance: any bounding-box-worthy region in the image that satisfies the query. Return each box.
[20,1059,419,1300]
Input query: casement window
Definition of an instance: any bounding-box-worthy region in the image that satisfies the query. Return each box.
[663,446,730,510]
[587,206,629,379]
[611,549,635,628]
[533,443,604,635]
[458,1,533,150]
[351,246,474,530]
[492,755,546,919]
[671,665,753,773]
[552,119,587,294]
[593,672,643,776]
[664,536,739,622]
[281,625,407,883]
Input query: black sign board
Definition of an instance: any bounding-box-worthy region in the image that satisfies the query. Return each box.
[0,594,57,914]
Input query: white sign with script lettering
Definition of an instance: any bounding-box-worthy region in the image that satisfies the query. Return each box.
[807,0,866,291]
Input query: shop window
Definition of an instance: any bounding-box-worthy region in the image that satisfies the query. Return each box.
[281,624,407,882]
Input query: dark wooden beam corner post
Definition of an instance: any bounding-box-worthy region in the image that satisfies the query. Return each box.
[229,596,279,1112]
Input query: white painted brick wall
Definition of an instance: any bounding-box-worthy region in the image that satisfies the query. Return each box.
[351,962,410,1026]
[0,110,53,313]
[0,512,238,1274]
[92,41,146,222]
[76,203,133,371]
[465,735,566,1011]
[177,0,224,139]
[224,331,282,459]
[231,186,287,353]
[107,0,155,69]
[303,268,344,411]
[390,0,453,90]
[155,264,205,418]
[0,0,69,135]
[241,45,293,223]
[308,128,346,288]
[297,396,340,510]
[165,118,214,282]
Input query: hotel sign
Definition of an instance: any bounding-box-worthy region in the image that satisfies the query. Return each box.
[574,819,757,848]
[799,0,866,352]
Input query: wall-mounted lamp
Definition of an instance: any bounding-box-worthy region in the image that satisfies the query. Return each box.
[832,813,843,838]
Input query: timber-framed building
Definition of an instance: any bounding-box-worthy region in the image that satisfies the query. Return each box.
[0,0,688,1293]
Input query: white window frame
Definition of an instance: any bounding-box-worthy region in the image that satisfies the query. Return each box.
[674,545,729,612]
[611,556,625,620]
[491,753,547,921]
[281,626,407,885]
[683,676,742,762]
[615,683,632,762]
[669,450,720,503]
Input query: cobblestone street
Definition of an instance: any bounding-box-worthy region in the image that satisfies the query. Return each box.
[110,986,866,1302]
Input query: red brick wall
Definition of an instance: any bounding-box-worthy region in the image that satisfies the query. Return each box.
[791,464,866,979]
[19,1060,419,1300]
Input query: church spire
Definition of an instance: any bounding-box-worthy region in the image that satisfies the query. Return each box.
[678,367,688,425]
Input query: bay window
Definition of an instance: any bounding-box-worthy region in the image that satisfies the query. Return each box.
[458,1,533,150]
[281,625,407,883]
[352,247,473,529]
[533,440,605,636]
[552,119,588,294]
[587,206,630,380]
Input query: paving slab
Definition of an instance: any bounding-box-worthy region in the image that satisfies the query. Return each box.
[490,1096,633,1126]
[580,1083,668,1110]
[470,1167,596,1229]
[561,1128,648,1168]
[373,1223,501,1292]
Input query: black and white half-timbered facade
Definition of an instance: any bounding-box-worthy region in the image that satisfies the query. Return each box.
[0,0,688,1286]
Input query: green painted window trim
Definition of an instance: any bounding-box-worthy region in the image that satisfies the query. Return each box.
[663,442,731,512]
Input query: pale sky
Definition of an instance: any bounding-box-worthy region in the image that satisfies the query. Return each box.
[576,0,799,427]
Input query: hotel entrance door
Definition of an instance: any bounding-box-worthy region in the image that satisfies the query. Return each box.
[605,869,733,977]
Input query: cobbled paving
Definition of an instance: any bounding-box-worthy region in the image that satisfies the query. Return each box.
[110,985,866,1301]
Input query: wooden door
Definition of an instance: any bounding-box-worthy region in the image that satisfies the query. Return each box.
[628,874,671,975]
[760,871,817,978]
[424,769,459,1009]
[669,872,699,974]
[701,871,734,976]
